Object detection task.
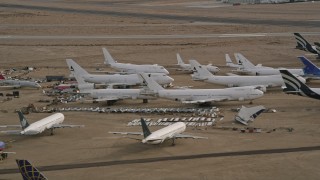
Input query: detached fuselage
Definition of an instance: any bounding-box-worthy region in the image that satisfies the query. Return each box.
[142,122,186,144]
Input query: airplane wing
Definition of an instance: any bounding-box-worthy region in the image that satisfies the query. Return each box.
[0,125,22,128]
[109,131,143,136]
[0,130,22,135]
[174,133,208,139]
[2,151,16,154]
[52,124,84,128]
[181,97,228,104]
[94,97,120,101]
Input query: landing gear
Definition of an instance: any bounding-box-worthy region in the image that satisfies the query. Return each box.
[249,100,253,104]
[171,138,176,146]
[143,99,148,103]
[50,129,54,136]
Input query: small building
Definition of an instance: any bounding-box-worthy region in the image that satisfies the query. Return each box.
[46,76,65,82]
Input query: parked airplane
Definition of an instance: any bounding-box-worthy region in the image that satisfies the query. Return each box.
[110,118,207,145]
[140,73,263,105]
[103,48,169,74]
[0,75,41,89]
[226,53,304,76]
[280,69,320,100]
[191,59,306,90]
[67,59,156,105]
[0,141,15,160]
[0,111,84,135]
[234,105,265,125]
[16,159,48,180]
[67,59,173,87]
[176,53,220,74]
[294,33,320,58]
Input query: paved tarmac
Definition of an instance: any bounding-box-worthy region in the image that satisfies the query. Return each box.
[1,3,320,28]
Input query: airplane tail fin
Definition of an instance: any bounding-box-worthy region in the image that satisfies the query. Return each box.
[234,53,255,69]
[66,59,94,91]
[299,56,320,75]
[176,53,185,65]
[140,73,164,92]
[17,111,29,130]
[140,118,151,138]
[189,60,213,80]
[65,59,89,77]
[102,48,117,65]
[294,33,317,54]
[225,54,235,67]
[294,33,306,50]
[16,159,48,180]
[280,69,314,95]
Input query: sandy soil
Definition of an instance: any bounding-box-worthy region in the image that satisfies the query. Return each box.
[0,0,320,179]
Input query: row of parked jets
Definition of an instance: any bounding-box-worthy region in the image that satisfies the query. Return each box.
[1,33,319,179]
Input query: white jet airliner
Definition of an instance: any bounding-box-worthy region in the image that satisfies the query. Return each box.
[0,111,84,135]
[103,48,169,74]
[67,59,173,87]
[176,53,220,74]
[191,59,306,90]
[0,75,41,89]
[225,53,304,76]
[140,73,263,105]
[110,118,207,145]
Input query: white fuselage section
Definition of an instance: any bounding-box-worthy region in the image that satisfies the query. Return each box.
[89,88,156,100]
[196,74,305,88]
[110,63,169,74]
[157,86,263,102]
[0,80,41,88]
[83,73,173,86]
[142,122,186,144]
[233,68,304,76]
[21,113,64,135]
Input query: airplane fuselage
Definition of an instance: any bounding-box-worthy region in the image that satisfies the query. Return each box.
[203,75,296,88]
[157,87,263,102]
[0,80,41,89]
[83,73,173,86]
[142,122,186,144]
[89,88,156,100]
[21,113,64,135]
[233,68,304,76]
[111,63,169,74]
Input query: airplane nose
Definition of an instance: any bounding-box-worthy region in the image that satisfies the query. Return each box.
[256,89,264,98]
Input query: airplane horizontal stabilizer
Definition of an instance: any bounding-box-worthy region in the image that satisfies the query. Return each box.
[0,130,22,135]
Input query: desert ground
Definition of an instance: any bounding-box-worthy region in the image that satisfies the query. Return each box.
[0,0,320,179]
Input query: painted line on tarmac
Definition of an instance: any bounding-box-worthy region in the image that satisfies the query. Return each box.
[1,145,320,174]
